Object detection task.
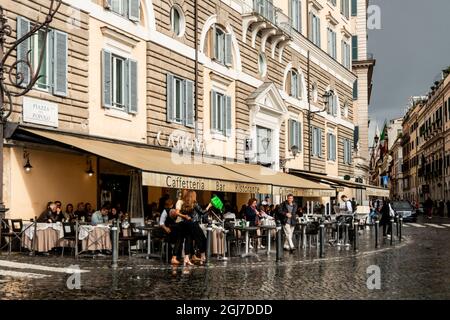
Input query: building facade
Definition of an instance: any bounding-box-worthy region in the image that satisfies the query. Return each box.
[1,0,375,219]
[416,71,450,204]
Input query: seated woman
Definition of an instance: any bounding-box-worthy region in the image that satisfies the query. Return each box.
[244,198,264,249]
[177,190,212,265]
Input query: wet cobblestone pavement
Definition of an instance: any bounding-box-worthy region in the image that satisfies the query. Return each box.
[1,216,450,300]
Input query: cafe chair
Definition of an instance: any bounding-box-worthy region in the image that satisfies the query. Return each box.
[130,223,147,254]
[119,222,137,257]
[305,221,320,248]
[61,222,77,257]
[1,219,23,255]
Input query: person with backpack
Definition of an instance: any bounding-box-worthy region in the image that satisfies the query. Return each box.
[340,195,353,214]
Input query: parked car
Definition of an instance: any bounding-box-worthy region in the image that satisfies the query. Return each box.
[391,201,417,222]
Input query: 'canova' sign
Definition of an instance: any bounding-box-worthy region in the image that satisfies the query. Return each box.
[23,97,58,127]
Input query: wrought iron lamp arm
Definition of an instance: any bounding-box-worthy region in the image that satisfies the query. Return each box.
[0,0,62,121]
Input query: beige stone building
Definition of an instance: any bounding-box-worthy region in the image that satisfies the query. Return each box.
[1,0,385,220]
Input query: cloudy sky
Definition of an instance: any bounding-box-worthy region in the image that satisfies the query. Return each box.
[367,0,450,140]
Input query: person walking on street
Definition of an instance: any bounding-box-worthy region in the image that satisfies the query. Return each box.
[380,200,393,238]
[446,200,450,218]
[277,194,298,253]
[424,196,433,219]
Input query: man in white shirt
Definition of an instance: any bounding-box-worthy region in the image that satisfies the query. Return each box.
[340,195,353,214]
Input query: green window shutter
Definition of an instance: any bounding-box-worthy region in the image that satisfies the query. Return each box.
[289,119,294,148]
[128,59,138,114]
[317,17,321,47]
[308,12,313,41]
[185,80,194,127]
[128,0,140,22]
[225,95,232,136]
[16,16,31,87]
[318,129,323,157]
[102,49,112,108]
[352,36,358,61]
[224,33,233,66]
[351,0,357,16]
[166,73,174,122]
[298,122,302,150]
[212,25,217,60]
[211,90,217,131]
[53,30,68,96]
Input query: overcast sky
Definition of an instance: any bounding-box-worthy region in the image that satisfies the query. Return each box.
[368,0,450,141]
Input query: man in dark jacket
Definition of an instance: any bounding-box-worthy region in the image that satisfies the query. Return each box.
[37,202,58,223]
[277,194,298,252]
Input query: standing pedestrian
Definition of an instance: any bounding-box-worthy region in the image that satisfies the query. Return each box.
[424,196,433,219]
[277,194,298,253]
[379,200,393,238]
[446,200,450,218]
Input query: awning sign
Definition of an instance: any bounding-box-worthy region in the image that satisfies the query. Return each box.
[272,186,335,197]
[142,172,271,194]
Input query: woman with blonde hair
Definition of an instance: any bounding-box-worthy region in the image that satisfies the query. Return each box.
[177,190,212,265]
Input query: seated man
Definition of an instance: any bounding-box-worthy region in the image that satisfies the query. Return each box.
[37,202,59,223]
[160,206,183,265]
[91,206,109,226]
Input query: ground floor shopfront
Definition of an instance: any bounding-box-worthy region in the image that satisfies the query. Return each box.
[2,127,336,220]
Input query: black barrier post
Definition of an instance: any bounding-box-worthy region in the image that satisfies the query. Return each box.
[396,215,399,238]
[276,221,282,262]
[111,219,119,269]
[375,220,379,248]
[353,221,358,252]
[390,217,394,245]
[206,220,212,265]
[399,216,403,242]
[344,223,350,247]
[319,222,324,258]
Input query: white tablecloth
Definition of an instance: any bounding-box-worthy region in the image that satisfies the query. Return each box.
[23,223,64,240]
[78,224,110,240]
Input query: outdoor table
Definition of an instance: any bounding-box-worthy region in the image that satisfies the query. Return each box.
[234,226,259,258]
[78,225,111,252]
[22,222,63,253]
[259,224,276,255]
[136,225,160,259]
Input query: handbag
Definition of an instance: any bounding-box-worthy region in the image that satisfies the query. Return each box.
[389,205,395,217]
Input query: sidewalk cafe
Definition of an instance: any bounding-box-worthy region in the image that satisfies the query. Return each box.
[1,127,373,260]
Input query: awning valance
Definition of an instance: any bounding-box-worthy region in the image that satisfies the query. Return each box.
[220,164,335,197]
[21,129,272,194]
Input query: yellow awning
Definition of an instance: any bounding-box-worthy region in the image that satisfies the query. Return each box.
[23,129,272,194]
[220,164,335,197]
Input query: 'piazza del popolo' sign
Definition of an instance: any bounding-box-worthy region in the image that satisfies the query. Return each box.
[23,97,59,127]
[142,172,271,194]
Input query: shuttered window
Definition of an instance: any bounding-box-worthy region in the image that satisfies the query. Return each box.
[352,36,358,61]
[312,127,323,157]
[343,138,353,164]
[17,16,68,96]
[211,25,232,66]
[102,50,138,114]
[341,0,350,19]
[327,133,337,161]
[342,40,351,69]
[290,70,302,99]
[290,0,302,32]
[327,28,337,59]
[309,13,321,47]
[289,119,302,151]
[351,0,358,16]
[166,73,194,127]
[327,92,338,116]
[211,90,232,137]
[105,0,140,22]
